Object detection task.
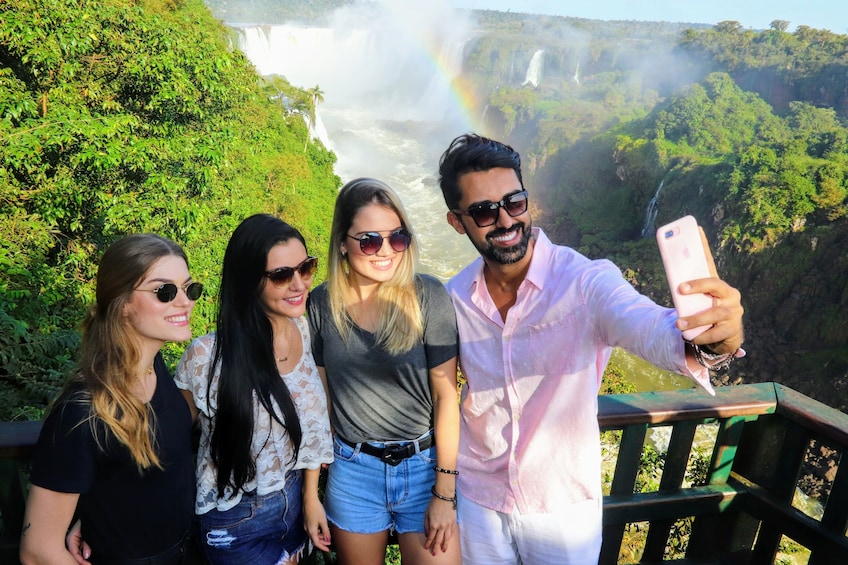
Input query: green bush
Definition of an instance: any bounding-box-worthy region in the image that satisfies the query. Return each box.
[0,0,339,418]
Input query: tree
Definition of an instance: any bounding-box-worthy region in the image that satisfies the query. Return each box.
[306,84,325,128]
[0,0,339,418]
[303,85,325,151]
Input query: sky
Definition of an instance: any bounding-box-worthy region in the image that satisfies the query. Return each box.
[450,0,846,34]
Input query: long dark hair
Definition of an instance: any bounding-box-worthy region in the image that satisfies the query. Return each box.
[209,214,305,498]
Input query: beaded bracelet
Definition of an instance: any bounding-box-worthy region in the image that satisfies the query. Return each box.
[433,465,459,475]
[688,342,740,371]
[431,486,457,509]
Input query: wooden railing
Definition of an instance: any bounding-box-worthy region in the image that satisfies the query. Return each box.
[599,383,848,564]
[1,383,846,564]
[0,420,39,563]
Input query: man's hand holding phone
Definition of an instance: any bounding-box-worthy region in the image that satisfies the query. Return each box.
[657,216,745,358]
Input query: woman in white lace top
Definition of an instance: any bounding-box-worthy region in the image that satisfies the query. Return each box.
[175,214,333,564]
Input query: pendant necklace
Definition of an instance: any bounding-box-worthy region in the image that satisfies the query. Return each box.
[275,320,293,363]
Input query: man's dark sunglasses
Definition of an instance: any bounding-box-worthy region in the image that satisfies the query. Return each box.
[346,228,412,256]
[138,282,204,303]
[452,190,529,228]
[264,256,318,287]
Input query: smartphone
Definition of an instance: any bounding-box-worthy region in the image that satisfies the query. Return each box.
[656,215,713,340]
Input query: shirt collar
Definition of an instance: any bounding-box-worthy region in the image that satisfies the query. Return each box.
[524,227,550,291]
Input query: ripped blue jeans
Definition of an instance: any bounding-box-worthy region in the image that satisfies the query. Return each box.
[197,470,306,565]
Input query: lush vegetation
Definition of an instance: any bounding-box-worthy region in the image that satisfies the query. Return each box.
[0,0,339,420]
[466,14,848,410]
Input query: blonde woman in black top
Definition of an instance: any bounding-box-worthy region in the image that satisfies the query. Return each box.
[21,234,202,565]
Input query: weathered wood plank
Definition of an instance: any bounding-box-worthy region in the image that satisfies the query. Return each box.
[599,383,777,428]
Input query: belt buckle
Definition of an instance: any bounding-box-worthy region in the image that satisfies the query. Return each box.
[381,443,411,466]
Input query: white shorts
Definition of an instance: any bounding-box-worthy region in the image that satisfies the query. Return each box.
[457,492,602,565]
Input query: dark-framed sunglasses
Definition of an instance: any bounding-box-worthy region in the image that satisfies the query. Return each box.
[264,256,318,287]
[452,190,529,228]
[137,282,204,303]
[346,228,412,256]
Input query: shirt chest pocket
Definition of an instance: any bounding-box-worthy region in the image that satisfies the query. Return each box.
[511,313,588,377]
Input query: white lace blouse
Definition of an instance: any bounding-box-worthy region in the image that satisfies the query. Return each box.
[175,316,333,514]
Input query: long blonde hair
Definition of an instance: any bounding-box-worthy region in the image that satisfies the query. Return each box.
[74,234,188,470]
[327,178,423,355]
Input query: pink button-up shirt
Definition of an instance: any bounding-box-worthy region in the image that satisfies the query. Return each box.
[447,228,714,514]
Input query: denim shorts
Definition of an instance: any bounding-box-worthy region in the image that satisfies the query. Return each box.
[325,435,437,535]
[197,470,306,565]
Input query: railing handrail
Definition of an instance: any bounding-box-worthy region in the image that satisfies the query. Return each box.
[0,420,40,459]
[598,381,778,427]
[599,382,848,564]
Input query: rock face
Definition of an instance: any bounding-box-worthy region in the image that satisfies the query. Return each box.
[798,440,840,505]
[729,217,848,413]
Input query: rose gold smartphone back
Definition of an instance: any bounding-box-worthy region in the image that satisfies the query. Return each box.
[656,215,713,340]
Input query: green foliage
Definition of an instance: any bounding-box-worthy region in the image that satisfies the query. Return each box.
[600,351,638,395]
[634,443,664,494]
[0,0,339,418]
[537,61,848,278]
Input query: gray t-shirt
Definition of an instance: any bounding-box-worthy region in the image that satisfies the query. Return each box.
[307,274,458,443]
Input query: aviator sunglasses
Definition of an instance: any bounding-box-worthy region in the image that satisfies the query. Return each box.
[137,282,204,303]
[346,228,412,256]
[452,190,529,228]
[264,256,318,287]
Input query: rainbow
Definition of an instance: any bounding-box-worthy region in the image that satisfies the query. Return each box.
[418,34,484,133]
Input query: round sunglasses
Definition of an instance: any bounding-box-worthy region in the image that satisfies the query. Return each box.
[137,282,204,303]
[264,256,318,287]
[346,228,412,256]
[452,190,529,228]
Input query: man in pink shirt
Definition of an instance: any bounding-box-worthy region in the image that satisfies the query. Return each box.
[437,133,745,564]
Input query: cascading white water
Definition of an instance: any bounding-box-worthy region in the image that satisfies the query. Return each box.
[310,112,331,149]
[522,50,544,87]
[641,179,664,238]
[232,3,480,280]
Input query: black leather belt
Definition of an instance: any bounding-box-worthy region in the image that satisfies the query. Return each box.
[339,434,434,466]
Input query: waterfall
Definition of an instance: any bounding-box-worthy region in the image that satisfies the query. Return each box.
[234,24,472,125]
[641,180,664,238]
[304,111,332,149]
[522,50,544,87]
[231,15,480,280]
[572,60,580,84]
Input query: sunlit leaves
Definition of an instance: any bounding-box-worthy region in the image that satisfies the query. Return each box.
[0,0,339,418]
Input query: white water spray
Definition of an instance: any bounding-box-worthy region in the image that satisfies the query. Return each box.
[232,1,480,279]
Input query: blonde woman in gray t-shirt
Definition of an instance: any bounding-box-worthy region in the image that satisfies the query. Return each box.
[307,178,461,565]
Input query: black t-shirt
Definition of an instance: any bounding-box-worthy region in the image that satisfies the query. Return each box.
[30,354,194,559]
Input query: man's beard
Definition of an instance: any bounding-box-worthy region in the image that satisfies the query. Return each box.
[474,222,532,265]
